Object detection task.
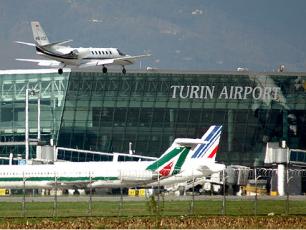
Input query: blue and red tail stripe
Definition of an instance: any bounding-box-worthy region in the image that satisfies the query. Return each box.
[197,132,221,158]
[191,125,222,159]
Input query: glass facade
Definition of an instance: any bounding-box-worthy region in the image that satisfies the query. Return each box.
[1,70,306,166]
[0,70,69,163]
[58,71,306,166]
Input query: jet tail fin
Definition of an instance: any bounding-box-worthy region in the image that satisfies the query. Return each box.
[31,21,50,46]
[191,125,222,161]
[146,137,208,177]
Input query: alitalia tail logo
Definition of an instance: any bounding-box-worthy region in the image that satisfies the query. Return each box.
[146,146,190,176]
[159,162,173,176]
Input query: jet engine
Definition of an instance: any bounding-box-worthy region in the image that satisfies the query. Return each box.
[68,49,90,59]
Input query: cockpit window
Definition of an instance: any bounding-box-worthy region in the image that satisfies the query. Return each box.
[117,49,125,56]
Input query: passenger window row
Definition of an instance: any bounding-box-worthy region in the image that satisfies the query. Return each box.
[0,171,95,176]
[91,50,112,55]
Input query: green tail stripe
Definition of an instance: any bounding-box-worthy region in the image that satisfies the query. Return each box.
[146,147,186,171]
[171,147,191,175]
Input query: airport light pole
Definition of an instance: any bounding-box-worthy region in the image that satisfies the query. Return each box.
[37,90,41,141]
[25,88,40,164]
[25,88,30,164]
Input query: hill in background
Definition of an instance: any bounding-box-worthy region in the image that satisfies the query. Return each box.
[0,0,306,71]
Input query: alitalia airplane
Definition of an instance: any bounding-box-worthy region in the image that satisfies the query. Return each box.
[0,126,222,189]
[0,126,223,190]
[0,127,216,189]
[15,21,151,75]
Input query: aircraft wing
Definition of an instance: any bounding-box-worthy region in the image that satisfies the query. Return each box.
[78,59,114,68]
[16,58,62,67]
[112,54,151,65]
[79,54,151,68]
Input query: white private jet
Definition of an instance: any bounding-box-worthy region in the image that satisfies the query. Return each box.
[15,21,151,75]
[0,131,214,189]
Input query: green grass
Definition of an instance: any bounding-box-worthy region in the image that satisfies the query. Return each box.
[0,199,305,218]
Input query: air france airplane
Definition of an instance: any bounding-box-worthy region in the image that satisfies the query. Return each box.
[16,21,151,75]
[0,129,219,189]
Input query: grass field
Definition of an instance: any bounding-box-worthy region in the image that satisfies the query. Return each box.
[0,216,305,229]
[0,199,305,217]
[0,199,305,228]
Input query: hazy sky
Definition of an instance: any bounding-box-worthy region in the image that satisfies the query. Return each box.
[1,0,306,72]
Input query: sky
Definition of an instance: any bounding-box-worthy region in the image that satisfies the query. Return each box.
[0,0,306,72]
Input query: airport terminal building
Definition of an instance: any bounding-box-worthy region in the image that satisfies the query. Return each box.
[0,69,306,167]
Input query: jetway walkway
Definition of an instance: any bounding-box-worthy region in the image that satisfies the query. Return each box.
[56,146,157,162]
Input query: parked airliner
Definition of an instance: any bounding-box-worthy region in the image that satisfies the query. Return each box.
[15,21,151,74]
[0,127,223,189]
[148,125,225,187]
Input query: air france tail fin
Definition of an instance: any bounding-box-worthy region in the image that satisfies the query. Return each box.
[31,21,50,46]
[191,125,222,161]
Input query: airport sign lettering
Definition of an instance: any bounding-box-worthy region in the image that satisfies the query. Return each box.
[170,85,281,100]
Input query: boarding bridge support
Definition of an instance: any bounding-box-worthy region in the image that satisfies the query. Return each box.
[264,141,288,196]
[277,164,286,196]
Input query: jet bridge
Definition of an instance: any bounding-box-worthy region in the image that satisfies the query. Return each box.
[264,142,306,195]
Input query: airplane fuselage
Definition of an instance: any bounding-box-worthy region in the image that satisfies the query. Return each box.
[0,161,156,189]
[36,46,130,67]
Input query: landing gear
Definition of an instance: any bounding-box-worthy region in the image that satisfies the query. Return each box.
[102,66,108,74]
[122,66,126,74]
[58,68,63,75]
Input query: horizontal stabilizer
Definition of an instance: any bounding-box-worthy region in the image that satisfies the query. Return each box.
[88,54,151,67]
[174,138,209,146]
[113,54,151,65]
[15,41,36,47]
[16,58,61,67]
[42,40,73,48]
[121,54,152,60]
